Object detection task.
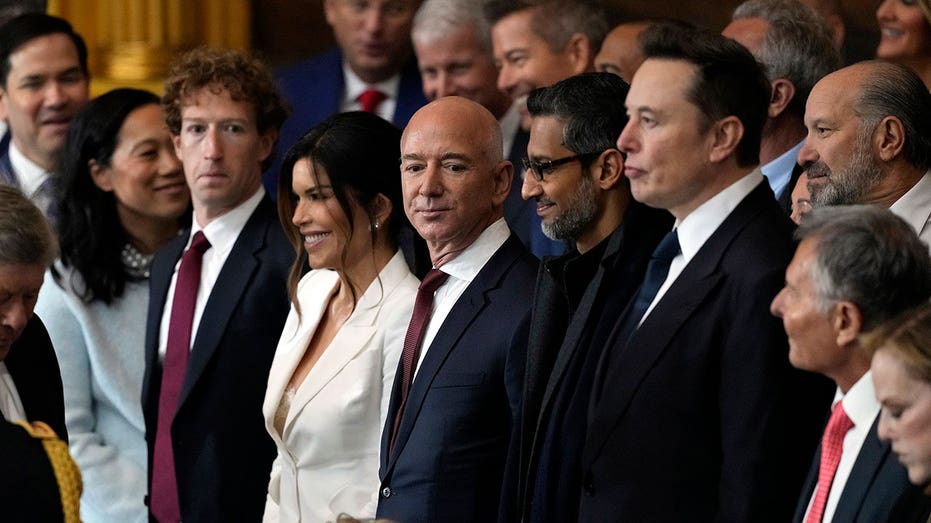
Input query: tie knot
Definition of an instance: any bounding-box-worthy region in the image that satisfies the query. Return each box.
[189,231,211,255]
[826,402,854,437]
[358,88,387,113]
[420,268,449,295]
[653,230,681,262]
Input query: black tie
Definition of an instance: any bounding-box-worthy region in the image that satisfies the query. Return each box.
[619,229,681,340]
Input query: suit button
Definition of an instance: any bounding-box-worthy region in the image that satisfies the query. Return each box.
[582,471,595,496]
[381,487,392,498]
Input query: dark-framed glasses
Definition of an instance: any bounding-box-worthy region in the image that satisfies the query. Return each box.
[521,151,604,181]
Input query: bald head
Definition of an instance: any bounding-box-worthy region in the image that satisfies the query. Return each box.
[401,96,512,264]
[800,60,931,207]
[595,22,650,82]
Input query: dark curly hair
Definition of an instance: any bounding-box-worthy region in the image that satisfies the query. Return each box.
[162,47,290,171]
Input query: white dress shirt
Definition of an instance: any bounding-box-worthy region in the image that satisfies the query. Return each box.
[341,64,400,123]
[157,188,265,360]
[412,218,510,378]
[890,170,931,249]
[640,169,765,325]
[802,372,880,523]
[0,361,27,422]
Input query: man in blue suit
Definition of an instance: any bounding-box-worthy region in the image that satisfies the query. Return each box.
[142,48,293,523]
[771,205,931,523]
[376,96,536,523]
[270,0,427,193]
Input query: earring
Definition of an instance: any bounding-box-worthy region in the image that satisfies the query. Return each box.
[372,221,380,231]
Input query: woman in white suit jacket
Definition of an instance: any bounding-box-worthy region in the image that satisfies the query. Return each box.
[263,112,421,523]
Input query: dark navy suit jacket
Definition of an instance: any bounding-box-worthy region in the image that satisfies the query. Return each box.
[6,315,67,441]
[792,415,931,523]
[267,48,427,195]
[141,196,292,523]
[376,234,536,523]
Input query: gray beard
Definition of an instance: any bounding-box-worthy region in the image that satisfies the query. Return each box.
[541,174,598,243]
[810,133,883,206]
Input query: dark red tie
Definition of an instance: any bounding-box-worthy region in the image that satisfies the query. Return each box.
[805,402,854,523]
[151,231,211,523]
[390,268,449,452]
[358,88,387,113]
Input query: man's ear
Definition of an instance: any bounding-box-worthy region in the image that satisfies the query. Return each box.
[257,129,277,165]
[874,116,906,163]
[833,301,864,348]
[768,79,796,119]
[492,160,513,206]
[565,33,593,75]
[0,87,7,121]
[708,116,744,164]
[594,149,624,190]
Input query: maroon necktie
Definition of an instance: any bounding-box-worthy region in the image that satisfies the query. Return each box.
[805,402,854,523]
[358,88,387,114]
[389,268,449,452]
[151,231,211,523]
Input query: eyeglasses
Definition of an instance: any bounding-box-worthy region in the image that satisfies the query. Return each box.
[521,151,604,181]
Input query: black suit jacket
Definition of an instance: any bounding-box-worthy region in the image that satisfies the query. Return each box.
[0,419,68,522]
[793,415,931,522]
[376,234,537,523]
[142,196,292,522]
[6,315,67,441]
[515,202,672,519]
[581,181,833,522]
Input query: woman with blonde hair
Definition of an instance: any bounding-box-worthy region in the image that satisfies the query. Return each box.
[877,0,931,87]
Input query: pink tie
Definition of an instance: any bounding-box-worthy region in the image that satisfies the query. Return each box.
[805,402,855,523]
[389,268,449,452]
[358,88,387,114]
[151,231,211,523]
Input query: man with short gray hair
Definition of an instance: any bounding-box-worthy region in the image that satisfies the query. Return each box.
[0,184,65,440]
[723,0,841,213]
[799,60,931,247]
[411,0,554,256]
[771,205,931,522]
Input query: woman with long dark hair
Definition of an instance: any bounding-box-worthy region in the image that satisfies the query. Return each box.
[262,112,419,522]
[35,88,189,523]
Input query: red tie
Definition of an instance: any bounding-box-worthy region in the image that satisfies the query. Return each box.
[358,88,387,113]
[151,231,211,523]
[389,268,449,452]
[806,402,855,523]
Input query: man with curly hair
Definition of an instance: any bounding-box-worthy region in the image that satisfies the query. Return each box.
[142,47,293,523]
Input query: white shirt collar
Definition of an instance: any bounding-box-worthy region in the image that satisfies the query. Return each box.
[499,102,522,159]
[836,370,881,432]
[189,187,265,257]
[437,218,510,284]
[8,140,50,199]
[676,169,765,264]
[890,170,931,240]
[342,63,401,122]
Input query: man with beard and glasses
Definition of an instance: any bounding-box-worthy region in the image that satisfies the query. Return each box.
[513,72,672,523]
[799,60,931,247]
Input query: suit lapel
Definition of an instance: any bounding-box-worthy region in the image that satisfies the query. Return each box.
[833,417,889,522]
[177,200,272,409]
[385,236,521,472]
[584,183,772,465]
[262,273,335,441]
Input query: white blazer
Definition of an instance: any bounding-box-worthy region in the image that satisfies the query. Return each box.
[262,252,418,523]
